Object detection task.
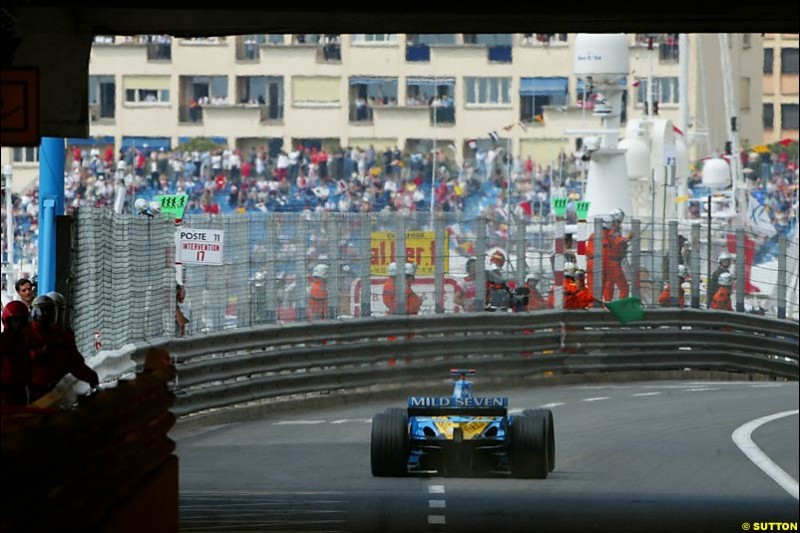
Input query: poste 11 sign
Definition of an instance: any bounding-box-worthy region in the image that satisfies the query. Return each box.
[176,229,224,265]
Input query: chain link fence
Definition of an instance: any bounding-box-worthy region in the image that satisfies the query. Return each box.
[71,209,175,354]
[69,209,798,352]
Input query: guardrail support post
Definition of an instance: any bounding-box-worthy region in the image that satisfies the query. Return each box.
[777,234,787,319]
[515,215,526,286]
[735,228,746,313]
[690,223,701,308]
[434,213,445,313]
[474,216,487,311]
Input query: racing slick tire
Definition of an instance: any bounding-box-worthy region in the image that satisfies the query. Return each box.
[371,412,408,476]
[523,409,555,472]
[384,407,407,422]
[510,415,549,479]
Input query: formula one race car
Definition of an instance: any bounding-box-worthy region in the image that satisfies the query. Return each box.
[370,369,555,478]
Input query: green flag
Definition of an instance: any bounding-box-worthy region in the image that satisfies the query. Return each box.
[575,201,590,221]
[605,296,645,325]
[552,197,568,218]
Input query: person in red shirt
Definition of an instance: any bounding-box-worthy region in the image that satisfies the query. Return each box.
[28,296,98,403]
[318,149,329,181]
[710,272,734,311]
[104,146,115,166]
[72,146,82,164]
[1,301,33,406]
[658,264,688,308]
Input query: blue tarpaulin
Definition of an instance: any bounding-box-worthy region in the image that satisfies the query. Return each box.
[406,77,456,87]
[405,44,430,62]
[349,76,396,85]
[519,77,568,97]
[67,136,115,146]
[178,136,228,145]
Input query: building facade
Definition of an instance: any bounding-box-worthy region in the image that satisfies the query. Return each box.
[762,33,800,143]
[3,33,764,192]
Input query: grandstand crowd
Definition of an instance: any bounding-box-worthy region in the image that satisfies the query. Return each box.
[2,141,798,270]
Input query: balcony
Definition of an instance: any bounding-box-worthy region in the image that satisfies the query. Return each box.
[659,42,679,63]
[349,105,373,122]
[146,40,172,61]
[316,39,342,63]
[179,105,204,124]
[430,106,455,125]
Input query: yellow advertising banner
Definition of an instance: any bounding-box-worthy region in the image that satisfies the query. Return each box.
[371,231,449,275]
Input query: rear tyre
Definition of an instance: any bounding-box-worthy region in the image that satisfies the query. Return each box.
[384,407,407,422]
[371,413,408,476]
[523,409,555,472]
[510,415,549,479]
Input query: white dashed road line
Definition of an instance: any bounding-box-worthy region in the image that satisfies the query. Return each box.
[732,409,799,501]
[330,419,372,424]
[581,397,610,402]
[272,420,327,425]
[684,387,719,392]
[427,483,446,526]
[539,402,566,408]
[631,392,662,397]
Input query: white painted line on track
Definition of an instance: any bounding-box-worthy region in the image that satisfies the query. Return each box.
[581,397,610,402]
[732,409,799,501]
[749,383,785,388]
[631,392,662,397]
[508,408,523,414]
[539,402,565,408]
[272,420,327,425]
[684,387,719,392]
[428,515,446,525]
[428,485,445,494]
[429,500,446,508]
[330,419,372,424]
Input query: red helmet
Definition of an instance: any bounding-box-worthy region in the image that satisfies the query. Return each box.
[2,301,29,327]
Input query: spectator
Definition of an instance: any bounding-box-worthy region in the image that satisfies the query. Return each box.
[1,301,33,406]
[175,284,189,336]
[15,278,35,310]
[659,264,688,308]
[524,273,549,311]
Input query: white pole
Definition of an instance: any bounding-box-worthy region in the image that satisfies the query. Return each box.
[430,76,437,222]
[647,37,654,118]
[4,165,15,297]
[678,33,689,220]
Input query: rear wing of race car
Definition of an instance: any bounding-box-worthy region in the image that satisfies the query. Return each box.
[407,396,508,417]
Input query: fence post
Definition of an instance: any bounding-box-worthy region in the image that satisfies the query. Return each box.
[777,234,787,320]
[329,213,341,319]
[395,215,406,315]
[669,220,679,305]
[295,214,308,322]
[735,227,746,313]
[690,223,701,308]
[434,213,445,313]
[592,217,603,306]
[474,216,487,312]
[553,218,564,309]
[264,214,278,323]
[630,218,641,299]
[360,213,372,317]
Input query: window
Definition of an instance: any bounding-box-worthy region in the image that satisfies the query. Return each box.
[742,33,751,49]
[352,34,397,43]
[406,34,457,46]
[781,104,799,130]
[292,34,321,44]
[781,48,799,74]
[267,34,285,44]
[465,77,511,105]
[520,78,568,122]
[237,76,284,119]
[123,76,170,104]
[12,147,38,163]
[763,104,774,129]
[463,34,513,46]
[636,77,679,104]
[764,48,774,74]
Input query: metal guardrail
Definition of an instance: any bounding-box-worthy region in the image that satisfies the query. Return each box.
[126,310,799,419]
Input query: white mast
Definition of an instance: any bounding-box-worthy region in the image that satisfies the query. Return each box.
[677,33,690,219]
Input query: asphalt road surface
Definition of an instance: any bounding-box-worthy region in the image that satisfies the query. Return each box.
[175,380,799,533]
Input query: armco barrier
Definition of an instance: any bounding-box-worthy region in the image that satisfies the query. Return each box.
[125,309,799,420]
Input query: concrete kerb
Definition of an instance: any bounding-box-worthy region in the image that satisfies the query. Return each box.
[168,370,778,437]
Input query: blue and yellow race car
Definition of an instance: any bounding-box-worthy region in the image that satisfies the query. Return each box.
[370,369,555,478]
